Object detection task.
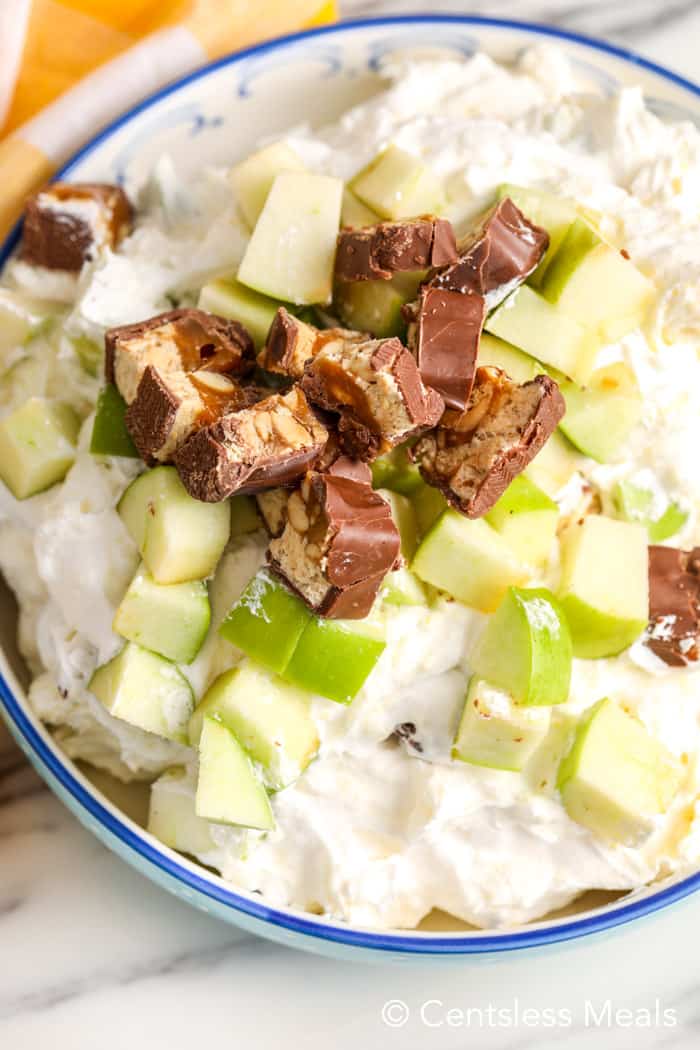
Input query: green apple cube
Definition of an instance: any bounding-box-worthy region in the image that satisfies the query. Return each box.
[471,587,572,706]
[0,396,79,500]
[148,767,216,855]
[229,141,306,228]
[113,562,210,664]
[477,332,541,383]
[340,185,379,227]
[350,144,446,220]
[229,494,262,536]
[525,430,583,498]
[559,362,643,463]
[90,384,138,458]
[557,698,683,845]
[613,480,687,543]
[197,278,281,350]
[333,275,409,338]
[219,568,312,673]
[371,443,423,496]
[118,466,230,584]
[195,716,274,830]
[0,288,55,353]
[237,172,342,304]
[557,515,649,658]
[378,488,419,560]
[0,355,49,410]
[284,618,385,703]
[496,184,577,286]
[485,285,601,386]
[188,659,318,789]
[485,475,559,567]
[412,511,528,612]
[71,335,103,377]
[381,567,427,607]
[453,677,551,771]
[89,642,194,743]
[410,481,448,537]
[542,218,654,339]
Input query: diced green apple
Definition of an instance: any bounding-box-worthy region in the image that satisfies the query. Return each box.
[89,642,194,743]
[453,676,551,771]
[90,384,138,458]
[525,430,583,498]
[188,659,318,789]
[71,335,103,377]
[557,698,683,845]
[237,172,342,304]
[118,466,230,584]
[340,186,380,227]
[477,332,541,383]
[229,494,262,536]
[381,567,427,607]
[197,278,282,349]
[371,443,423,496]
[113,562,211,664]
[379,488,419,560]
[0,355,50,409]
[219,568,312,674]
[558,363,643,463]
[148,767,216,854]
[195,716,274,830]
[471,587,572,706]
[485,475,559,567]
[411,511,529,612]
[333,272,423,338]
[284,617,385,704]
[229,141,306,228]
[0,396,79,499]
[542,218,654,340]
[410,481,448,537]
[557,515,649,658]
[485,285,601,386]
[0,288,56,354]
[496,184,577,287]
[613,479,687,543]
[350,145,446,220]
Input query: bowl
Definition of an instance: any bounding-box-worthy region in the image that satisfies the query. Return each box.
[2,14,700,962]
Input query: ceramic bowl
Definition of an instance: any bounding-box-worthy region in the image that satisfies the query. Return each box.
[2,15,700,962]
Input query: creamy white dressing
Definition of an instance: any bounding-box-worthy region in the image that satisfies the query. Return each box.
[2,47,700,928]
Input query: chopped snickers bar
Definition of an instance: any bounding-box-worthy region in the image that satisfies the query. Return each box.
[412,367,565,518]
[268,469,400,619]
[646,546,700,667]
[300,336,444,460]
[175,386,328,502]
[105,308,255,462]
[405,286,485,410]
[335,217,457,282]
[258,307,364,379]
[428,197,549,310]
[21,182,133,272]
[256,488,292,538]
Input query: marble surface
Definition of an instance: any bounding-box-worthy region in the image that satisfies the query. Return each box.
[2,3,700,1047]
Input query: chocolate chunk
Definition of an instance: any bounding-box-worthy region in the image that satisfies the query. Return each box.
[428,197,549,309]
[259,307,365,379]
[268,469,400,619]
[412,367,565,518]
[21,182,133,272]
[175,386,328,502]
[405,287,485,410]
[335,217,457,282]
[646,546,700,667]
[387,722,424,753]
[301,336,444,460]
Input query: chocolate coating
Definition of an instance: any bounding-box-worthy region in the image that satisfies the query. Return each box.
[335,217,457,282]
[21,182,133,272]
[408,286,485,410]
[647,546,700,667]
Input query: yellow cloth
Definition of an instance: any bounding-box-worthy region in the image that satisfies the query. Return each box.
[0,0,337,238]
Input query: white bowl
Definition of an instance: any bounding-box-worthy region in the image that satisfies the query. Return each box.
[2,15,700,962]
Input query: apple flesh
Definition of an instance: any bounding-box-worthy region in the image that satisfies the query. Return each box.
[229,494,262,536]
[410,480,448,538]
[90,384,138,458]
[0,287,56,354]
[558,362,643,463]
[350,144,446,220]
[381,567,427,607]
[118,466,230,584]
[197,278,282,350]
[453,677,551,771]
[524,430,583,499]
[378,488,419,560]
[613,479,687,543]
[283,617,385,704]
[333,271,423,338]
[496,184,578,286]
[340,186,379,227]
[229,141,306,228]
[471,587,573,705]
[148,767,216,855]
[195,716,274,830]
[113,562,211,664]
[371,443,423,496]
[485,474,559,567]
[219,568,312,674]
[557,515,649,658]
[411,511,528,612]
[0,396,79,499]
[89,642,194,743]
[477,332,541,384]
[557,698,683,845]
[188,659,318,789]
[237,172,342,304]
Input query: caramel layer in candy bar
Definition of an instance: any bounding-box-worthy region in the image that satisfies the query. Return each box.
[21,182,133,272]
[647,546,700,667]
[106,308,255,462]
[175,386,328,502]
[301,336,443,460]
[268,469,400,619]
[335,217,457,282]
[259,307,365,379]
[412,367,565,518]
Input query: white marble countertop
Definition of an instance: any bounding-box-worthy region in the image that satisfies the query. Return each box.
[2,3,700,1047]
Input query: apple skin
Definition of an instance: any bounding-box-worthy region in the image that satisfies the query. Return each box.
[471,587,573,706]
[198,278,282,350]
[90,384,138,458]
[613,480,687,543]
[0,396,79,500]
[477,332,541,383]
[484,475,559,567]
[381,567,427,607]
[453,676,551,771]
[371,444,423,497]
[283,618,385,704]
[558,363,643,463]
[351,144,446,220]
[195,716,274,831]
[219,568,312,675]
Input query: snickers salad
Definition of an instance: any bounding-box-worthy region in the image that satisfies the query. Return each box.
[1,47,700,930]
